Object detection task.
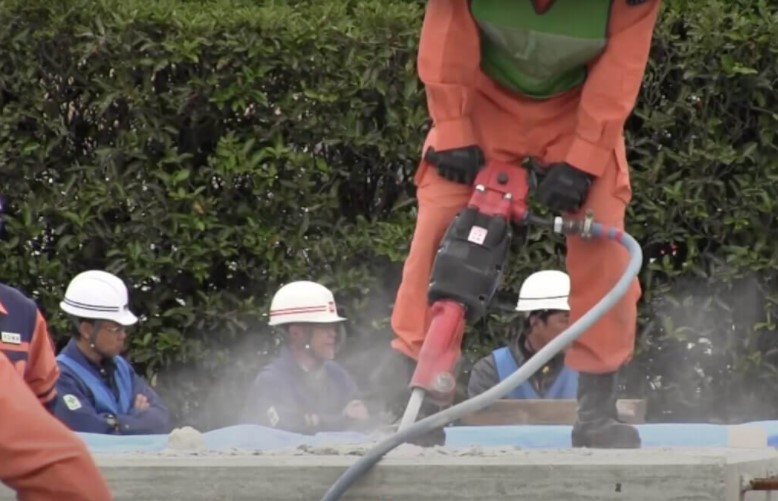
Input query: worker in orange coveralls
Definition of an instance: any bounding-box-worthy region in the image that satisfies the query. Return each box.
[0,353,113,500]
[380,0,661,448]
[0,281,61,412]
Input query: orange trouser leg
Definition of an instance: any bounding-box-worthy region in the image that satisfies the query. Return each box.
[390,164,472,360]
[392,75,641,372]
[545,141,643,373]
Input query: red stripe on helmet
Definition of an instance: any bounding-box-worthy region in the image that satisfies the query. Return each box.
[270,305,330,316]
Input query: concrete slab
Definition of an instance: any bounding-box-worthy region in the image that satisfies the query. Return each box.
[3,447,778,500]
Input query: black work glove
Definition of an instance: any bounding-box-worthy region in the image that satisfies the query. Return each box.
[535,162,594,213]
[424,145,485,186]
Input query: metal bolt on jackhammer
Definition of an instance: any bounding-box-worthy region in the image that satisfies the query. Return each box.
[434,373,455,394]
[581,209,595,239]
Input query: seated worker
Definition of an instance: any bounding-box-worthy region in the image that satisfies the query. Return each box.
[53,270,171,435]
[468,270,576,399]
[241,281,370,434]
[0,281,60,411]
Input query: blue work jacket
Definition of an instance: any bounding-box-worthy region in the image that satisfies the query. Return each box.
[53,338,171,435]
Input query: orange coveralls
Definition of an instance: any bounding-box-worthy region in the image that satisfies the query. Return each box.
[392,0,660,373]
[0,354,112,500]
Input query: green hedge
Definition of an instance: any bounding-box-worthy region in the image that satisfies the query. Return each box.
[1,0,777,428]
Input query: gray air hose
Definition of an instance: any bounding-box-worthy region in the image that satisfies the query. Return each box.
[319,215,644,501]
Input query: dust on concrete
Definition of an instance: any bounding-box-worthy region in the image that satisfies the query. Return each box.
[131,425,523,458]
[148,441,522,459]
[134,425,778,463]
[130,444,519,459]
[98,426,778,469]
[167,426,206,450]
[271,442,522,458]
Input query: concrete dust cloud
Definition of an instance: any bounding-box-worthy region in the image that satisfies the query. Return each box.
[157,319,278,431]
[641,272,774,423]
[155,279,406,432]
[155,270,778,432]
[334,280,408,426]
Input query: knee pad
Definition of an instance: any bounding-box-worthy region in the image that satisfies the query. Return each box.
[427,207,519,323]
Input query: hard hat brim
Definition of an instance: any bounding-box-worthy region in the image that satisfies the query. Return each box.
[114,309,139,326]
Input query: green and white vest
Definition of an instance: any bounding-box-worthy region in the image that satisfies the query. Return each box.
[471,0,613,99]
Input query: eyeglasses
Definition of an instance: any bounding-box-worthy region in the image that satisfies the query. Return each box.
[101,324,128,335]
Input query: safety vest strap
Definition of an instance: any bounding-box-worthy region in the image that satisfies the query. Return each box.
[492,346,539,399]
[58,353,134,415]
[492,346,517,382]
[492,345,579,399]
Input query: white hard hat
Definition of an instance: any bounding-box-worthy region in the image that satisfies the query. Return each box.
[515,270,571,312]
[268,281,346,326]
[60,270,138,326]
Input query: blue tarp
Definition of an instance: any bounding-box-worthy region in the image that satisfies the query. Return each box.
[78,421,778,453]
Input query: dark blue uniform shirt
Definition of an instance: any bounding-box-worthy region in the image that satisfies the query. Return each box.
[241,346,363,434]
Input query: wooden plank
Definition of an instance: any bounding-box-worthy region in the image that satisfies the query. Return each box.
[458,399,647,426]
[726,425,768,448]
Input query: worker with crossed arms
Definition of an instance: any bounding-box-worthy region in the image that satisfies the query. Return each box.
[381,0,661,448]
[54,270,171,435]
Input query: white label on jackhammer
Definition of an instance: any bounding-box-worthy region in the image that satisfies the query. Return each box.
[468,226,488,245]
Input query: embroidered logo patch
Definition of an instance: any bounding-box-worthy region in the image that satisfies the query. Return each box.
[63,394,82,411]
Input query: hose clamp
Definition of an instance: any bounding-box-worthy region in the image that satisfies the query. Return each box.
[581,209,595,239]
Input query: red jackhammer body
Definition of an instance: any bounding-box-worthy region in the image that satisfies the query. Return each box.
[409,160,532,406]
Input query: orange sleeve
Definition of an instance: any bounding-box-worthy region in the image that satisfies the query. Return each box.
[417,0,482,150]
[0,356,112,501]
[26,309,60,405]
[564,0,662,176]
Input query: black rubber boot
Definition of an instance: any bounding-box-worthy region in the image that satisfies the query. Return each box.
[405,399,447,447]
[571,372,641,449]
[367,347,415,416]
[370,348,447,447]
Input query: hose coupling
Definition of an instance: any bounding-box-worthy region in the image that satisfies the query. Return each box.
[553,209,596,239]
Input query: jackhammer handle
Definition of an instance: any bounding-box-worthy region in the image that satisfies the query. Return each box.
[521,156,548,189]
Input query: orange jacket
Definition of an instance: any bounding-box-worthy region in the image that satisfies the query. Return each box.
[417,0,661,177]
[0,354,112,501]
[0,283,60,409]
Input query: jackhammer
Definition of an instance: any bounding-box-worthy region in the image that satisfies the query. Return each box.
[319,157,644,501]
[399,155,536,430]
